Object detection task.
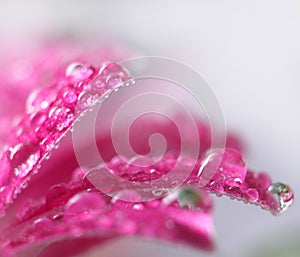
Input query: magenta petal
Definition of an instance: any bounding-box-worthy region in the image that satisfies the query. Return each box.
[0,44,294,257]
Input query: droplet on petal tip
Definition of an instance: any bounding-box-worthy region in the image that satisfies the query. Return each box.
[268,182,294,214]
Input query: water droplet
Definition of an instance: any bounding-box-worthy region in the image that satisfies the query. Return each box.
[65,62,94,83]
[198,148,246,187]
[10,143,40,177]
[177,187,202,209]
[99,63,128,79]
[47,106,74,131]
[244,188,259,201]
[83,165,118,194]
[268,182,294,212]
[62,89,78,105]
[46,184,68,209]
[77,91,99,110]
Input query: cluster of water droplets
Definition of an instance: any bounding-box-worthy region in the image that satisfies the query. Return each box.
[0,61,133,214]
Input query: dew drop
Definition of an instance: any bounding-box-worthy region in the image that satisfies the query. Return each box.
[47,106,74,131]
[244,188,259,202]
[65,62,94,83]
[198,148,247,187]
[177,187,202,209]
[62,89,78,105]
[77,91,99,110]
[268,182,294,212]
[46,184,68,209]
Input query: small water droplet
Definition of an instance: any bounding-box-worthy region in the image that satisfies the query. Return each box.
[268,182,294,212]
[47,106,74,131]
[46,184,68,209]
[62,89,78,105]
[244,188,259,201]
[65,62,94,83]
[77,91,99,110]
[177,187,202,209]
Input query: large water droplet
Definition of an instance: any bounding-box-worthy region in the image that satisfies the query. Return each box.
[198,148,247,187]
[65,62,94,83]
[268,182,294,212]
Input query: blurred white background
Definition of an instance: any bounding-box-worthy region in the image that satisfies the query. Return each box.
[0,1,299,256]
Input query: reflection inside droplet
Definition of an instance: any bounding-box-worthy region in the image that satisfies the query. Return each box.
[268,182,294,212]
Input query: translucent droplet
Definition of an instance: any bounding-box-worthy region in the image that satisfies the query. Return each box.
[62,89,78,105]
[177,187,202,209]
[244,188,259,201]
[47,106,74,131]
[77,91,99,110]
[46,184,68,209]
[100,63,128,79]
[10,143,40,177]
[268,182,294,212]
[65,62,94,83]
[198,148,246,187]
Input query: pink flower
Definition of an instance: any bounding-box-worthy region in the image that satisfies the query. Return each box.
[0,42,294,257]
